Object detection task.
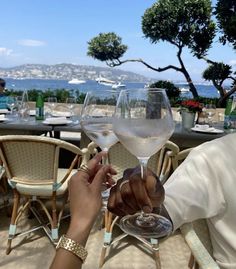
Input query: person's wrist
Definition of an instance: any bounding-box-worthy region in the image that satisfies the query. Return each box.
[66,218,94,246]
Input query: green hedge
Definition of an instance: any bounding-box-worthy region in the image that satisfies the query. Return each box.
[4,88,86,104]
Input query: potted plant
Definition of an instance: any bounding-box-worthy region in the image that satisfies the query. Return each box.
[179,100,202,129]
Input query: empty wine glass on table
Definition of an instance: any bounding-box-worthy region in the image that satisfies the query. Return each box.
[80,90,119,198]
[47,97,57,116]
[113,88,175,238]
[18,90,30,121]
[205,103,216,126]
[6,96,17,115]
[66,96,78,123]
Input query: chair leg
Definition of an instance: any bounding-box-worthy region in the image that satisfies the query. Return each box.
[6,191,20,255]
[51,195,59,242]
[99,210,113,268]
[99,247,108,268]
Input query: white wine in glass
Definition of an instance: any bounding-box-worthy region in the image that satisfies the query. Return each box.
[80,90,119,153]
[80,90,119,198]
[113,88,175,238]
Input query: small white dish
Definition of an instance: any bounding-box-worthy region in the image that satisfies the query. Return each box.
[0,118,10,122]
[191,125,224,134]
[29,110,36,116]
[0,114,10,122]
[0,109,10,114]
[43,117,72,125]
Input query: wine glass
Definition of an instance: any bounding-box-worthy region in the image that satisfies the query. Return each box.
[80,90,119,198]
[113,88,175,238]
[80,90,119,153]
[47,97,57,116]
[204,103,216,126]
[7,96,17,114]
[18,90,30,121]
[66,96,78,122]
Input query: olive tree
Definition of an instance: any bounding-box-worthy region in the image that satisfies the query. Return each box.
[87,0,216,99]
[202,0,236,105]
[215,0,236,49]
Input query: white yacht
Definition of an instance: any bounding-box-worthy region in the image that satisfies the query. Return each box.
[68,78,86,84]
[179,87,190,93]
[112,82,126,89]
[95,76,115,86]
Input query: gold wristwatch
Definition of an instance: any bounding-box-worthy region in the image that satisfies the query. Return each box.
[56,234,88,263]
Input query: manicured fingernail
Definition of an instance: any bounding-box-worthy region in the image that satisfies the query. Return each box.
[142,205,152,213]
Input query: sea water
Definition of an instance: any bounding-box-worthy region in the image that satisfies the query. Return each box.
[5,78,220,98]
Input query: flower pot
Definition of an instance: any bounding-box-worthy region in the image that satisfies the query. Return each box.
[181,111,196,130]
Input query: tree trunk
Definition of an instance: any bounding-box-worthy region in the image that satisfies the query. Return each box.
[177,47,199,99]
[181,67,199,98]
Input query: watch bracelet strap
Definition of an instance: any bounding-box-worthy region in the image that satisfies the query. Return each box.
[56,234,88,263]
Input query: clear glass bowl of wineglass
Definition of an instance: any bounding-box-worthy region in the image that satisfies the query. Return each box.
[113,88,175,238]
[80,90,119,153]
[80,90,119,198]
[204,103,216,126]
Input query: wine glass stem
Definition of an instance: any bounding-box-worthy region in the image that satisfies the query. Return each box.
[102,148,109,165]
[138,158,149,219]
[139,158,148,179]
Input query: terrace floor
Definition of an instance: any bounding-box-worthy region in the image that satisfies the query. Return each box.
[0,205,191,269]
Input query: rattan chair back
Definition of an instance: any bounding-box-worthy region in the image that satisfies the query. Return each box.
[0,135,91,255]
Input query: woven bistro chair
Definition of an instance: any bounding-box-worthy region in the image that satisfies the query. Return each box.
[98,141,180,268]
[180,221,220,269]
[0,135,93,255]
[0,161,8,211]
[171,147,220,269]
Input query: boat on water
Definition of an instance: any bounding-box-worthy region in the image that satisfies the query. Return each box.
[179,87,190,93]
[68,78,86,84]
[95,76,115,86]
[112,82,126,89]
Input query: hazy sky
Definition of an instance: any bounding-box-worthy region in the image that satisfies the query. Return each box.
[0,0,235,82]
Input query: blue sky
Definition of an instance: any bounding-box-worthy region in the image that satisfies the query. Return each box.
[0,0,235,82]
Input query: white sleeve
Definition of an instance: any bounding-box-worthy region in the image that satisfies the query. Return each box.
[163,142,226,230]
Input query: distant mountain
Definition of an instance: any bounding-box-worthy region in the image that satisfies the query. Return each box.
[0,63,152,83]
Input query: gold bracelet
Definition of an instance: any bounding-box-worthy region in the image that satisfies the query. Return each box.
[56,234,88,263]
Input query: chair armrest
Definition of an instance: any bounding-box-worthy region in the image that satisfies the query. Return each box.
[180,223,220,269]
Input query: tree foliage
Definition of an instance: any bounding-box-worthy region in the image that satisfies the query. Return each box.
[203,62,232,84]
[149,80,180,100]
[201,0,236,106]
[142,0,215,58]
[87,32,127,62]
[215,0,236,50]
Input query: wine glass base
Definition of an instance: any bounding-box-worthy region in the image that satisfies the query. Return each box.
[119,213,173,239]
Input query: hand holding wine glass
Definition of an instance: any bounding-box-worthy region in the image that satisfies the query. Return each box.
[113,88,174,238]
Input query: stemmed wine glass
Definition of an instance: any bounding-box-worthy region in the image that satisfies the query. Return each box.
[7,96,17,114]
[17,90,30,121]
[80,90,119,198]
[66,96,78,123]
[204,103,216,126]
[47,97,57,116]
[113,88,175,238]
